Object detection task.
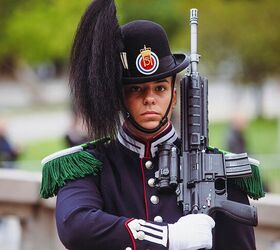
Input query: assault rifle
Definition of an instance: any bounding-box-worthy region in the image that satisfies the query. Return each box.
[155,9,258,226]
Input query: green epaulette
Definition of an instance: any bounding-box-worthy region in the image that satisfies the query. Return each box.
[40,138,109,199]
[208,146,265,200]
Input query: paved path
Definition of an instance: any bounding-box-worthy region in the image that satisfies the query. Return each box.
[1,79,71,144]
[5,111,71,144]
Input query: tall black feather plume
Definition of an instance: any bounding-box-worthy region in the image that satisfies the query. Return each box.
[69,0,123,139]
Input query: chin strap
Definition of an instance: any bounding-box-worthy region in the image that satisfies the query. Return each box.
[126,76,176,134]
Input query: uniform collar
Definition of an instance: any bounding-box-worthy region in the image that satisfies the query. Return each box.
[117,122,178,158]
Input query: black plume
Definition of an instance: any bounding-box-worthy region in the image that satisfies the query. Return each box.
[69,0,123,139]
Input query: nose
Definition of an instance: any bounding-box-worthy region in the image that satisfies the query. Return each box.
[143,89,156,105]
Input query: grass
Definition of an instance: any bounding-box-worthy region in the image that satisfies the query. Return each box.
[209,117,279,154]
[17,118,280,192]
[17,137,67,171]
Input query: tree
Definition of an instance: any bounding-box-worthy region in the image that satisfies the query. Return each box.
[1,0,280,90]
[0,0,90,65]
[120,0,280,116]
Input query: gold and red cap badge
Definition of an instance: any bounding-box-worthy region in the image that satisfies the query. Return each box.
[136,45,159,75]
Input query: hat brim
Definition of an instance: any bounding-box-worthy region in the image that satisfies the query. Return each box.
[123,54,190,84]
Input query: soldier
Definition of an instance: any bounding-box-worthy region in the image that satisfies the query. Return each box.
[40,0,263,249]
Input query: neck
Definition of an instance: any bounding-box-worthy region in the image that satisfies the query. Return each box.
[124,120,170,141]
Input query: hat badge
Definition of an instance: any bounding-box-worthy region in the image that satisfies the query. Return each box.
[136,45,159,75]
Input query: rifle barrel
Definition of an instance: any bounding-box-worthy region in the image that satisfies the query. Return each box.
[190,8,199,74]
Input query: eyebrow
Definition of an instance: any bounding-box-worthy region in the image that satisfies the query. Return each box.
[155,79,169,83]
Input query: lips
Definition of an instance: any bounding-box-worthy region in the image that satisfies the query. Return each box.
[141,111,160,116]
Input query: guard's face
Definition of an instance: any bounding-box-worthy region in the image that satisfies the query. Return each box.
[123,76,176,130]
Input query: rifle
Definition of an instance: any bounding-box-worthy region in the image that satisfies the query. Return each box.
[155,8,258,226]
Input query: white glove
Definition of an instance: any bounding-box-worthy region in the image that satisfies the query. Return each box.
[168,214,215,250]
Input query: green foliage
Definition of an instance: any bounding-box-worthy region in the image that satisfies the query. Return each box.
[118,0,182,41]
[0,0,90,63]
[1,0,280,83]
[120,0,280,83]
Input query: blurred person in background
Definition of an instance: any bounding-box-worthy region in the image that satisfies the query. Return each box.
[226,112,248,154]
[0,118,20,169]
[64,111,89,147]
[226,113,269,192]
[40,0,264,249]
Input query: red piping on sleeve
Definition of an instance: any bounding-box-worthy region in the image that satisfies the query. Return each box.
[125,218,137,250]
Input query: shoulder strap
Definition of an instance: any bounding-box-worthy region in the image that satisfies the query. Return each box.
[40,138,110,199]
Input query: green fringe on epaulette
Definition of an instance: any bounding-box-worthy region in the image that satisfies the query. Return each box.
[40,140,107,199]
[232,164,265,200]
[208,146,265,200]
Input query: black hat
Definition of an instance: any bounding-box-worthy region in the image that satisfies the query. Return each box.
[121,20,189,84]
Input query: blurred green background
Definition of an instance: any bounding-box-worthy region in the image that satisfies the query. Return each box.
[0,0,280,193]
[1,0,279,83]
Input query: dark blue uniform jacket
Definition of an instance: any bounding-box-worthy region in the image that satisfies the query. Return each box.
[55,124,256,250]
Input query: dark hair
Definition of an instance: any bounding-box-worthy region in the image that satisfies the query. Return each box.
[69,0,123,139]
